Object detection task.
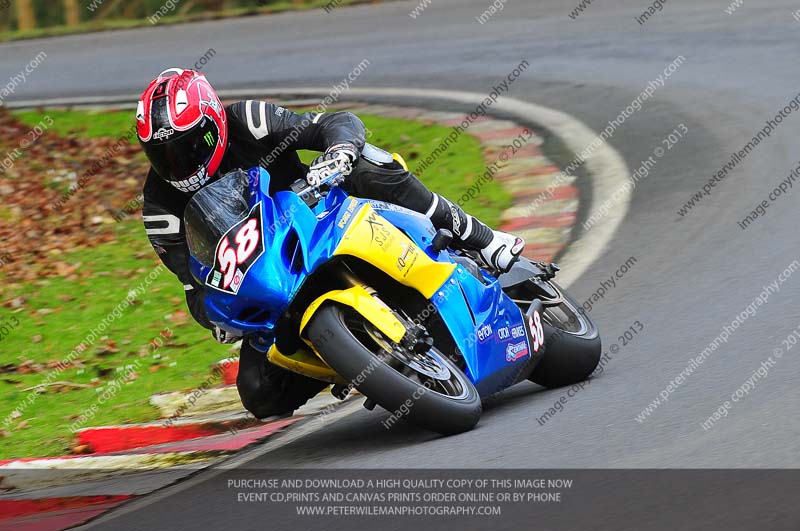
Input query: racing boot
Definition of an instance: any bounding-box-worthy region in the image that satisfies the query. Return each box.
[425,193,525,272]
[480,229,526,272]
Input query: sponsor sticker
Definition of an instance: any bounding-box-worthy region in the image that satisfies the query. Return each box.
[338,211,352,228]
[366,212,392,249]
[396,243,419,276]
[337,199,359,228]
[477,324,493,342]
[153,127,175,140]
[230,269,245,292]
[506,341,529,362]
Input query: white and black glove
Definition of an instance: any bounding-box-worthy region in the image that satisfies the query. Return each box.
[213,325,242,344]
[307,142,359,187]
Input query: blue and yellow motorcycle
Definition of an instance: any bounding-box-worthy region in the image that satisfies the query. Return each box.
[185,165,601,435]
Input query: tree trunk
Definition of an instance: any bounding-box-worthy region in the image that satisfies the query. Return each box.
[64,0,81,26]
[15,0,37,31]
[0,2,12,32]
[97,0,125,19]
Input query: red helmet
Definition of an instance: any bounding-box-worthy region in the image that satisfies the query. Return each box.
[137,68,227,193]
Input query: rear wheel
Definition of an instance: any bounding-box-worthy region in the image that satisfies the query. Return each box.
[529,282,601,388]
[307,304,481,435]
[506,276,601,388]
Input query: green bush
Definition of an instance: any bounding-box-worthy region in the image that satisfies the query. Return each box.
[1,0,338,32]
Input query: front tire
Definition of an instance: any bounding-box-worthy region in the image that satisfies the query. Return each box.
[307,304,481,435]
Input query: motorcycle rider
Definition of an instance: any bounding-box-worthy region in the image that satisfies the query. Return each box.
[137,69,525,419]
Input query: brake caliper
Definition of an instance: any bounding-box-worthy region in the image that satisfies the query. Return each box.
[401,323,435,354]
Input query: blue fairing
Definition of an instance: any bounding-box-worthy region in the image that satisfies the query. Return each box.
[429,267,534,396]
[188,167,348,334]
[187,167,535,398]
[368,201,534,396]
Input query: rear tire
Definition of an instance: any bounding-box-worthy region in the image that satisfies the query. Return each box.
[307,304,481,435]
[528,282,602,388]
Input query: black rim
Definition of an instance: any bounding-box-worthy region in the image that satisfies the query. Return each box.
[343,313,470,400]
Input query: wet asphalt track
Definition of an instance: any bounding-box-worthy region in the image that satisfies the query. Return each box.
[2,0,800,527]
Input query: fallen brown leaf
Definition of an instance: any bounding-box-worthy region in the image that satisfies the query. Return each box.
[71,444,93,455]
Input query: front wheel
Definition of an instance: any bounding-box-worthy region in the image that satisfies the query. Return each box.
[307,304,481,435]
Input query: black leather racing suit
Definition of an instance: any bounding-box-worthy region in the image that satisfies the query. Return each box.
[142,100,495,418]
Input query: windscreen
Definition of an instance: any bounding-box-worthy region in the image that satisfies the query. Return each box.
[185,170,252,267]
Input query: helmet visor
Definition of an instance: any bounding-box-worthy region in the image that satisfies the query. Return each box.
[143,118,220,185]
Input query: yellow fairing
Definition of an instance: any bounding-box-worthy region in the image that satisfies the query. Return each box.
[267,344,346,385]
[275,284,405,384]
[334,204,456,299]
[292,204,454,382]
[299,284,407,343]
